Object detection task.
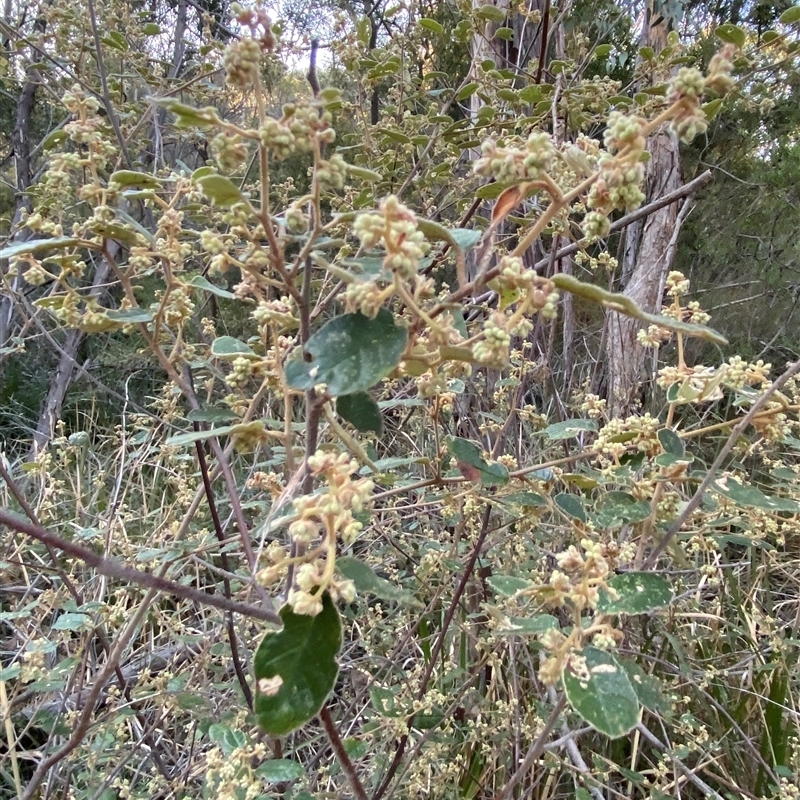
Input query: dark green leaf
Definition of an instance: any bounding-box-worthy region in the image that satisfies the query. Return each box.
[337,392,383,435]
[619,659,672,714]
[658,428,684,457]
[254,593,342,736]
[562,646,639,738]
[445,436,509,486]
[285,309,407,397]
[554,493,586,522]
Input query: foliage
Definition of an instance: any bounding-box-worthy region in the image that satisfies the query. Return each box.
[1,2,800,800]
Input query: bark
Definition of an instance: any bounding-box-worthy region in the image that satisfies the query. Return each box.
[605,6,682,417]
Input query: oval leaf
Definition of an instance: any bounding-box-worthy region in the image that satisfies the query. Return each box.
[256,759,305,782]
[598,572,673,615]
[714,23,746,47]
[336,556,422,608]
[562,646,640,738]
[195,174,244,207]
[211,336,259,360]
[285,309,407,396]
[657,428,684,457]
[445,436,509,486]
[254,593,342,736]
[543,418,597,440]
[337,391,383,435]
[554,493,586,522]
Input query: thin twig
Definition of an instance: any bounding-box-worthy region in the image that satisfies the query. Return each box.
[642,356,800,568]
[0,509,281,624]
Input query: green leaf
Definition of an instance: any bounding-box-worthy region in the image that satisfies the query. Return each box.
[476,182,507,200]
[598,572,673,615]
[475,3,506,23]
[552,274,727,345]
[52,612,92,631]
[109,170,161,189]
[495,26,514,39]
[165,421,261,447]
[0,237,88,260]
[456,82,479,101]
[41,129,68,150]
[208,723,247,757]
[284,309,407,397]
[562,646,640,738]
[451,228,482,251]
[487,575,534,596]
[711,477,800,512]
[619,659,672,715]
[195,173,244,207]
[715,23,746,47]
[211,336,259,360]
[105,307,154,324]
[543,418,597,441]
[151,97,221,128]
[254,593,342,736]
[780,5,800,24]
[344,164,383,182]
[496,614,558,635]
[703,98,724,120]
[186,408,240,424]
[337,392,383,435]
[142,22,161,34]
[594,492,652,528]
[445,436,509,486]
[657,428,684,457]
[418,17,444,34]
[554,493,586,522]
[594,43,612,57]
[336,556,422,608]
[499,491,547,508]
[115,209,156,244]
[256,759,305,782]
[186,274,237,299]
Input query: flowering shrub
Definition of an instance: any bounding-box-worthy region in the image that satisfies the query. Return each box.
[2,3,800,799]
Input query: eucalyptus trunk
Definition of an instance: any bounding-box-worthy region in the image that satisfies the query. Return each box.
[606,5,681,416]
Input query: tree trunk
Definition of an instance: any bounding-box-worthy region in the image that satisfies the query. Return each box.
[605,6,681,417]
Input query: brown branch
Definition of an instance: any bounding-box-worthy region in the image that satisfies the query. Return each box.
[0,508,281,624]
[320,705,369,800]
